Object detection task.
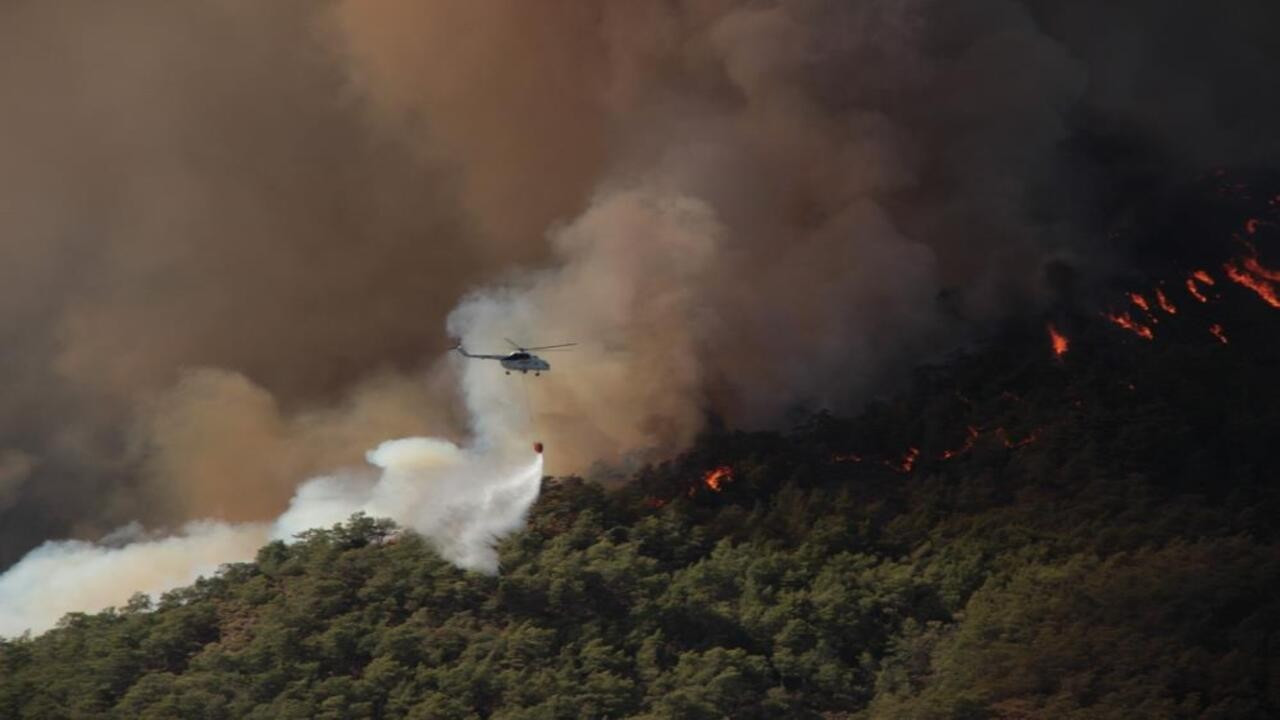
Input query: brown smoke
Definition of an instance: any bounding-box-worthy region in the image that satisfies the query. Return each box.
[1,0,1278,564]
[0,1,485,561]
[132,367,459,523]
[328,0,611,262]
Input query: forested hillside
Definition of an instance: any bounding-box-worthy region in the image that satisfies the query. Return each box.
[3,280,1278,720]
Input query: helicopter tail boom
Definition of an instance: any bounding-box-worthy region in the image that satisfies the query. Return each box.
[453,343,508,361]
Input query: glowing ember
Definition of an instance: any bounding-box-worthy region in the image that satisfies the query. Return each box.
[1224,261,1280,309]
[643,497,668,509]
[832,453,863,464]
[1242,255,1280,283]
[1246,218,1260,235]
[1185,278,1209,303]
[1105,311,1155,340]
[1155,288,1178,314]
[1129,292,1151,312]
[702,466,733,492]
[940,426,980,460]
[1047,324,1069,357]
[1192,269,1215,285]
[1209,324,1229,344]
[885,447,919,474]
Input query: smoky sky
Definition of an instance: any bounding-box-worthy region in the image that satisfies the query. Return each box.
[1,0,1278,567]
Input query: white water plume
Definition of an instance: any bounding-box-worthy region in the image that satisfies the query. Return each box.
[272,439,544,572]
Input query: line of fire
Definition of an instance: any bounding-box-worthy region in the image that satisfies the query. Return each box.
[640,181,1279,511]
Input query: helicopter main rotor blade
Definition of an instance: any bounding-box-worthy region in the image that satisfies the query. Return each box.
[504,337,523,350]
[523,343,577,351]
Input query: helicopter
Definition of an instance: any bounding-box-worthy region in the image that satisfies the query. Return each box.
[453,339,575,376]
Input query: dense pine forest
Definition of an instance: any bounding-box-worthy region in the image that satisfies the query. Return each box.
[4,182,1280,718]
[3,294,1278,719]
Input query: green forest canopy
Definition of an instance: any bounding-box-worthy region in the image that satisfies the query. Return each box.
[2,307,1279,719]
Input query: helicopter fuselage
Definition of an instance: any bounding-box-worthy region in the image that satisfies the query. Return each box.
[454,343,564,375]
[499,352,550,373]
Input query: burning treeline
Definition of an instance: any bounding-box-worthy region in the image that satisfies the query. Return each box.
[640,416,1051,513]
[647,405,1045,508]
[1101,225,1280,346]
[1044,175,1280,356]
[640,183,1280,511]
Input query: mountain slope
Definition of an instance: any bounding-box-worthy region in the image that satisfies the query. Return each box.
[3,299,1278,719]
[3,178,1280,719]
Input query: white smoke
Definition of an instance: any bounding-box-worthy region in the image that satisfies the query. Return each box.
[0,355,545,637]
[0,521,271,637]
[447,187,724,468]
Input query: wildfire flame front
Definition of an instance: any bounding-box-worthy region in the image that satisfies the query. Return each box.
[1224,262,1280,309]
[886,448,920,474]
[1047,324,1069,357]
[1105,311,1155,340]
[703,466,733,492]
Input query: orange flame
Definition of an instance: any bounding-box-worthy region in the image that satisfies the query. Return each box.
[1185,277,1209,303]
[702,466,733,492]
[1209,324,1229,344]
[1242,255,1280,283]
[885,447,919,474]
[1192,269,1215,285]
[1155,288,1178,314]
[940,426,980,460]
[1105,311,1155,340]
[1047,324,1069,357]
[1224,261,1280,308]
[1129,292,1150,312]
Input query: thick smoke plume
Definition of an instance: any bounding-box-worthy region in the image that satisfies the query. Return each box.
[0,373,543,636]
[0,446,543,636]
[1,0,1278,616]
[0,521,270,638]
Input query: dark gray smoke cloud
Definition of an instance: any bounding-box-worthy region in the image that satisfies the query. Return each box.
[1,0,1278,567]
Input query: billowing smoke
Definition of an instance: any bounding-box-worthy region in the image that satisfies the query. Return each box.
[0,521,270,638]
[449,189,727,468]
[1,0,1278,616]
[0,368,543,636]
[0,447,543,636]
